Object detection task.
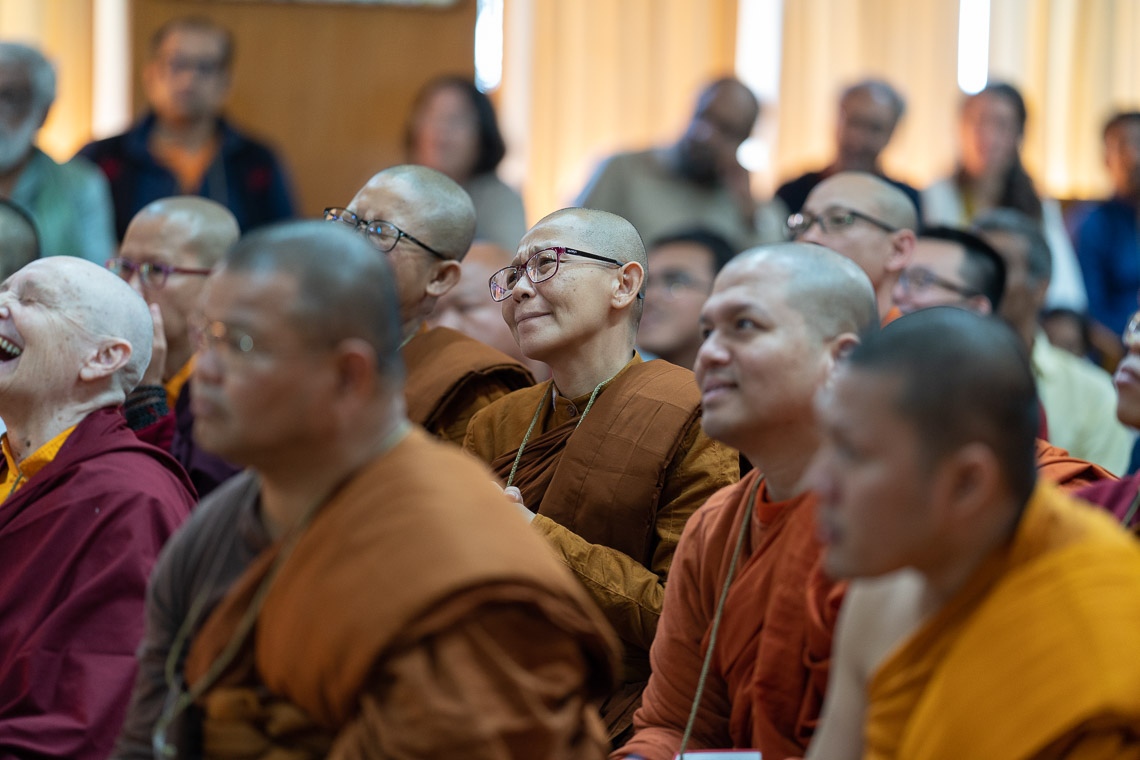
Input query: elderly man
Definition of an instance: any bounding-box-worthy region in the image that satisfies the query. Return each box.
[114,221,618,759]
[464,207,739,742]
[80,17,294,238]
[776,79,921,219]
[637,228,736,369]
[0,42,115,261]
[327,165,533,444]
[791,171,917,322]
[975,209,1134,475]
[0,257,194,759]
[0,198,38,279]
[576,77,784,252]
[110,196,243,496]
[616,244,878,760]
[806,308,1140,760]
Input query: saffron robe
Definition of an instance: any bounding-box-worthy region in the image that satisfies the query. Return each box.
[865,484,1140,759]
[0,407,194,760]
[403,325,534,444]
[464,356,740,739]
[615,471,840,760]
[184,428,619,759]
[1035,438,1114,492]
[1077,472,1140,530]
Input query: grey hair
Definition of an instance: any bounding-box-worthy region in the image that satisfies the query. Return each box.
[0,42,56,116]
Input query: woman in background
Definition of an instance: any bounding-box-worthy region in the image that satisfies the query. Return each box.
[922,82,1086,312]
[406,76,527,252]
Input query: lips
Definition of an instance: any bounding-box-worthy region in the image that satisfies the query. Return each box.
[700,377,736,403]
[1116,360,1140,389]
[513,312,549,326]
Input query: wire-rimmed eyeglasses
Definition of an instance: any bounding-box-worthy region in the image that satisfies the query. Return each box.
[323,207,447,260]
[488,246,623,302]
[787,208,899,238]
[106,257,212,289]
[897,266,981,299]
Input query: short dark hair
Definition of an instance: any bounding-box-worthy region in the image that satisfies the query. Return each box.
[847,307,1039,506]
[149,16,235,70]
[1104,110,1140,140]
[918,225,1007,311]
[972,208,1052,285]
[841,78,906,124]
[405,76,507,176]
[648,228,737,274]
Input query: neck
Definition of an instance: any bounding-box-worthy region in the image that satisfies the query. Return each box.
[152,116,218,148]
[3,400,103,464]
[832,157,879,174]
[548,341,633,399]
[876,282,897,322]
[0,151,33,196]
[739,423,821,501]
[1016,319,1037,354]
[918,499,1022,610]
[660,343,700,374]
[965,170,1005,209]
[255,414,408,540]
[400,317,425,346]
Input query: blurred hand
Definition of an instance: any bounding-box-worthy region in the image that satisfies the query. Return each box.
[142,303,167,387]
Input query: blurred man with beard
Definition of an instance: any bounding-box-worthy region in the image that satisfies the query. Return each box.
[576,77,784,252]
[0,42,115,263]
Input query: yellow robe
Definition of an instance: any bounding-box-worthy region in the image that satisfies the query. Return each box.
[865,483,1140,759]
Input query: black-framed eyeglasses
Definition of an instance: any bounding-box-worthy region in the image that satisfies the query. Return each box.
[106,257,212,289]
[323,207,448,260]
[787,208,899,238]
[489,246,622,302]
[897,266,981,299]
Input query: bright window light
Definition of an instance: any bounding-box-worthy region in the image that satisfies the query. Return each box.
[957,0,991,94]
[475,0,503,93]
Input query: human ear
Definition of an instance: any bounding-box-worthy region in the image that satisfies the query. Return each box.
[425,260,462,298]
[79,339,131,382]
[612,261,645,309]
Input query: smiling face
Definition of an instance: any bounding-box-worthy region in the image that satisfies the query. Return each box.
[638,241,717,368]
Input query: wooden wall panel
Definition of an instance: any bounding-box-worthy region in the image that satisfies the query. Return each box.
[131,0,477,217]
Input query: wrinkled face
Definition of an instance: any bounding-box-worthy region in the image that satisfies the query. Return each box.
[144,28,231,124]
[809,365,936,579]
[410,85,480,181]
[502,214,623,364]
[960,91,1022,178]
[429,256,520,360]
[1114,312,1140,428]
[694,261,829,451]
[798,182,899,291]
[638,242,717,367]
[0,62,41,172]
[0,260,97,406]
[836,89,898,168]
[678,84,755,183]
[1105,120,1140,197]
[118,215,212,370]
[892,240,974,315]
[191,269,337,467]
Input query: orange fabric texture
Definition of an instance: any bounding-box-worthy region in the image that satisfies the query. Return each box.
[1035,438,1116,492]
[0,425,75,501]
[184,428,618,757]
[616,471,842,760]
[865,484,1140,759]
[402,325,534,444]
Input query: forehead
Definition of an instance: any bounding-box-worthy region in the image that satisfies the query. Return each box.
[156,28,227,58]
[347,180,418,225]
[1107,121,1140,146]
[804,179,881,216]
[913,239,965,271]
[649,242,715,273]
[963,93,1019,124]
[840,90,896,121]
[6,259,79,299]
[202,268,300,325]
[704,260,792,313]
[518,214,589,255]
[978,229,1027,269]
[122,213,194,251]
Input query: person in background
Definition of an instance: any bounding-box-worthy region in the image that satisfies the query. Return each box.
[0,198,38,279]
[80,16,295,239]
[406,75,527,252]
[921,82,1086,314]
[637,228,736,370]
[0,42,115,263]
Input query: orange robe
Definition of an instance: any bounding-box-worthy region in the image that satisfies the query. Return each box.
[183,428,619,758]
[615,471,841,760]
[865,484,1140,759]
[1035,438,1115,492]
[403,325,534,444]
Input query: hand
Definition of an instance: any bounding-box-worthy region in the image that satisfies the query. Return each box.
[142,303,168,387]
[502,486,535,524]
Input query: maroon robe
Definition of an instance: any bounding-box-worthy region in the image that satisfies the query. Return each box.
[0,406,195,759]
[1077,472,1140,529]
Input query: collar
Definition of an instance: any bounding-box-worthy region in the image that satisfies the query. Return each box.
[1,424,78,503]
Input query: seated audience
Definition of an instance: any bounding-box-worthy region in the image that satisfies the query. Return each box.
[806,307,1140,760]
[0,257,194,759]
[0,198,38,279]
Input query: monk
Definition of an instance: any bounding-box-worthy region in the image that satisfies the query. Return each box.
[791,171,917,323]
[113,221,619,759]
[806,307,1140,760]
[464,207,740,743]
[113,196,243,496]
[0,257,194,759]
[615,243,879,760]
[327,165,533,444]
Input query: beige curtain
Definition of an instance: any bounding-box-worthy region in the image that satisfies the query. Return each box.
[500,0,739,225]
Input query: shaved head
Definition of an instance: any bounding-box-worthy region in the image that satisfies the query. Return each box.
[127,196,239,267]
[532,207,647,268]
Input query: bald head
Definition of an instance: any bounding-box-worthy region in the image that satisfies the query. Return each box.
[534,207,647,268]
[350,165,476,261]
[0,200,39,281]
[126,196,239,268]
[811,172,917,231]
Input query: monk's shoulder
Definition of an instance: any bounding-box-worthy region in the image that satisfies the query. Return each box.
[464,381,552,452]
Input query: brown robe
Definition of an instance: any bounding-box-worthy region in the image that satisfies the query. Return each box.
[1035,438,1116,492]
[402,325,534,444]
[183,428,619,759]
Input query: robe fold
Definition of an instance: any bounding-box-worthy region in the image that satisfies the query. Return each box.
[184,428,619,758]
[0,406,195,760]
[865,483,1140,759]
[1035,438,1115,491]
[616,471,841,760]
[403,325,534,444]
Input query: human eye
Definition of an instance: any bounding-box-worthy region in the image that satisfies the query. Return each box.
[825,212,856,229]
[532,251,558,276]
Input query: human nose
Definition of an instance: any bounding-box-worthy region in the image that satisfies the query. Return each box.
[798,220,826,244]
[694,328,728,372]
[510,267,536,300]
